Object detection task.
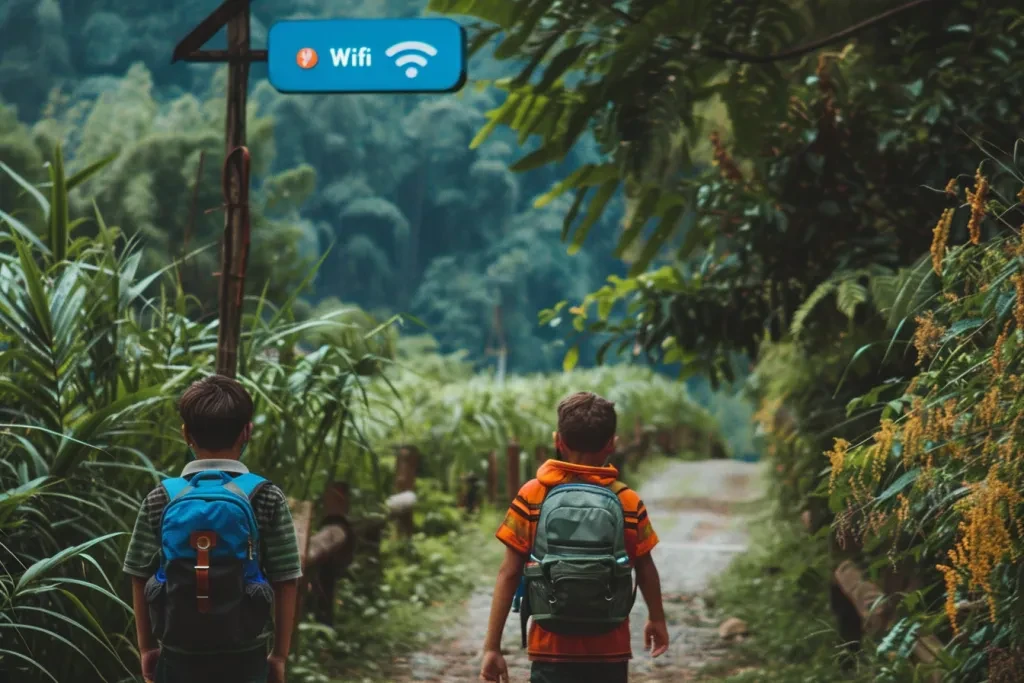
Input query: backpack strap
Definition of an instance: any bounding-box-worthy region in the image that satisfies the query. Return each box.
[162,477,191,502]
[222,473,267,543]
[230,473,267,499]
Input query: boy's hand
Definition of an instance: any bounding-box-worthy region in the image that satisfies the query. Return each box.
[140,647,160,682]
[644,619,669,657]
[267,654,287,683]
[479,649,509,681]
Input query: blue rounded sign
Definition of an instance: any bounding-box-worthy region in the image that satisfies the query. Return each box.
[268,18,467,94]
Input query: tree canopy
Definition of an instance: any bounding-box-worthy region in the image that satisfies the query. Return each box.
[433,0,1024,380]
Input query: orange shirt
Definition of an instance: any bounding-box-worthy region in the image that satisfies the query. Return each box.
[495,459,659,663]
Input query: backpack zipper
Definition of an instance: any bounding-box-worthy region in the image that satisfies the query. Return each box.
[248,536,254,560]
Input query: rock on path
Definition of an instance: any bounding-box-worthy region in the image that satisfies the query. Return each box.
[391,459,767,682]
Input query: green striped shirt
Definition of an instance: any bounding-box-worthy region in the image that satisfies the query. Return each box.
[122,459,302,583]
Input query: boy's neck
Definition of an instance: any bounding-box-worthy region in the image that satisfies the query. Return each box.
[561,451,607,467]
[194,449,242,461]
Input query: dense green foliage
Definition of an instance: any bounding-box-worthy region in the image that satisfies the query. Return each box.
[0,0,641,373]
[0,154,718,682]
[440,0,1022,380]
[816,149,1024,681]
[428,0,1024,680]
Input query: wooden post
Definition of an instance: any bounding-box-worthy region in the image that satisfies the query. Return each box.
[486,450,498,502]
[322,481,350,520]
[534,444,548,468]
[506,441,521,502]
[287,498,314,645]
[173,0,263,378]
[395,446,419,537]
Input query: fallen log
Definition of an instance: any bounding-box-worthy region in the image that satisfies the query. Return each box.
[307,524,348,567]
[832,560,943,682]
[834,560,889,636]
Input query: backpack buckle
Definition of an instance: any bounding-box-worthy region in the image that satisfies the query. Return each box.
[190,532,218,613]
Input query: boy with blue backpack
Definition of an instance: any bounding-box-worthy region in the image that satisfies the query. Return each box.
[123,376,302,683]
[480,391,669,683]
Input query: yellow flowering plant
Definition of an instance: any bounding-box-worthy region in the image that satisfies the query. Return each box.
[824,147,1024,679]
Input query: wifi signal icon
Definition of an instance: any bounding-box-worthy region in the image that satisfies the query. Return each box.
[385,41,438,79]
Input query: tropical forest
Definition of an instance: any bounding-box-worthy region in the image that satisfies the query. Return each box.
[2,0,1024,681]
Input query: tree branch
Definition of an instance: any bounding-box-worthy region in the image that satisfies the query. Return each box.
[702,0,947,64]
[600,0,947,64]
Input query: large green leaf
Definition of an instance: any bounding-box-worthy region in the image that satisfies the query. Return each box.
[48,144,69,264]
[14,533,124,592]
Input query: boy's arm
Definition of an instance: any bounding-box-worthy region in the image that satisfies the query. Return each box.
[634,553,665,621]
[131,576,158,651]
[123,491,165,680]
[635,553,669,657]
[271,579,299,659]
[261,488,303,662]
[482,547,527,652]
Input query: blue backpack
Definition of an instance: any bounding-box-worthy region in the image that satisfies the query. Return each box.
[144,470,275,653]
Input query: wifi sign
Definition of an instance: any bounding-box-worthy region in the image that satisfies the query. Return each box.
[268,18,466,94]
[386,41,437,79]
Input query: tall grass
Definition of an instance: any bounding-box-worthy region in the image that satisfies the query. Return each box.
[0,148,396,683]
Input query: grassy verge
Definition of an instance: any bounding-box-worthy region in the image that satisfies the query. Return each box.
[697,507,884,683]
[290,508,504,683]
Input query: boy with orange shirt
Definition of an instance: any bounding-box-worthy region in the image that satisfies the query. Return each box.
[480,392,669,683]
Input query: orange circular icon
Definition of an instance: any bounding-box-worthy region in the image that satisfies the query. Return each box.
[296,48,318,69]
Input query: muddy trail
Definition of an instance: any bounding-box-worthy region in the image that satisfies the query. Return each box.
[391,459,767,682]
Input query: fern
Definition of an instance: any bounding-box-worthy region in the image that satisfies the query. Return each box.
[790,268,884,338]
[790,280,837,338]
[836,279,868,320]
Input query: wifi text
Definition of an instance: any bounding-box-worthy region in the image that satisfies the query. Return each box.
[330,47,372,67]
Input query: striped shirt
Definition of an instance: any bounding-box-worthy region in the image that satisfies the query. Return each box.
[496,459,659,664]
[122,459,302,583]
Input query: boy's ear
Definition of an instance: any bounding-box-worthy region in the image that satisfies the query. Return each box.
[181,424,190,445]
[239,422,254,444]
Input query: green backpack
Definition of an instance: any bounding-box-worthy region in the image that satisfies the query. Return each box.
[516,481,637,646]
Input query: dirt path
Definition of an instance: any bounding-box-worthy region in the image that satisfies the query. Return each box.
[391,459,767,682]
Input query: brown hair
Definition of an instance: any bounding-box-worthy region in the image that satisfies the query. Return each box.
[178,375,254,451]
[556,391,617,453]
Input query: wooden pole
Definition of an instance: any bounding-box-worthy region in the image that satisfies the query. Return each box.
[395,446,419,537]
[506,441,520,502]
[287,498,314,646]
[174,0,264,378]
[534,444,548,469]
[215,1,251,377]
[486,450,498,502]
[395,446,419,536]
